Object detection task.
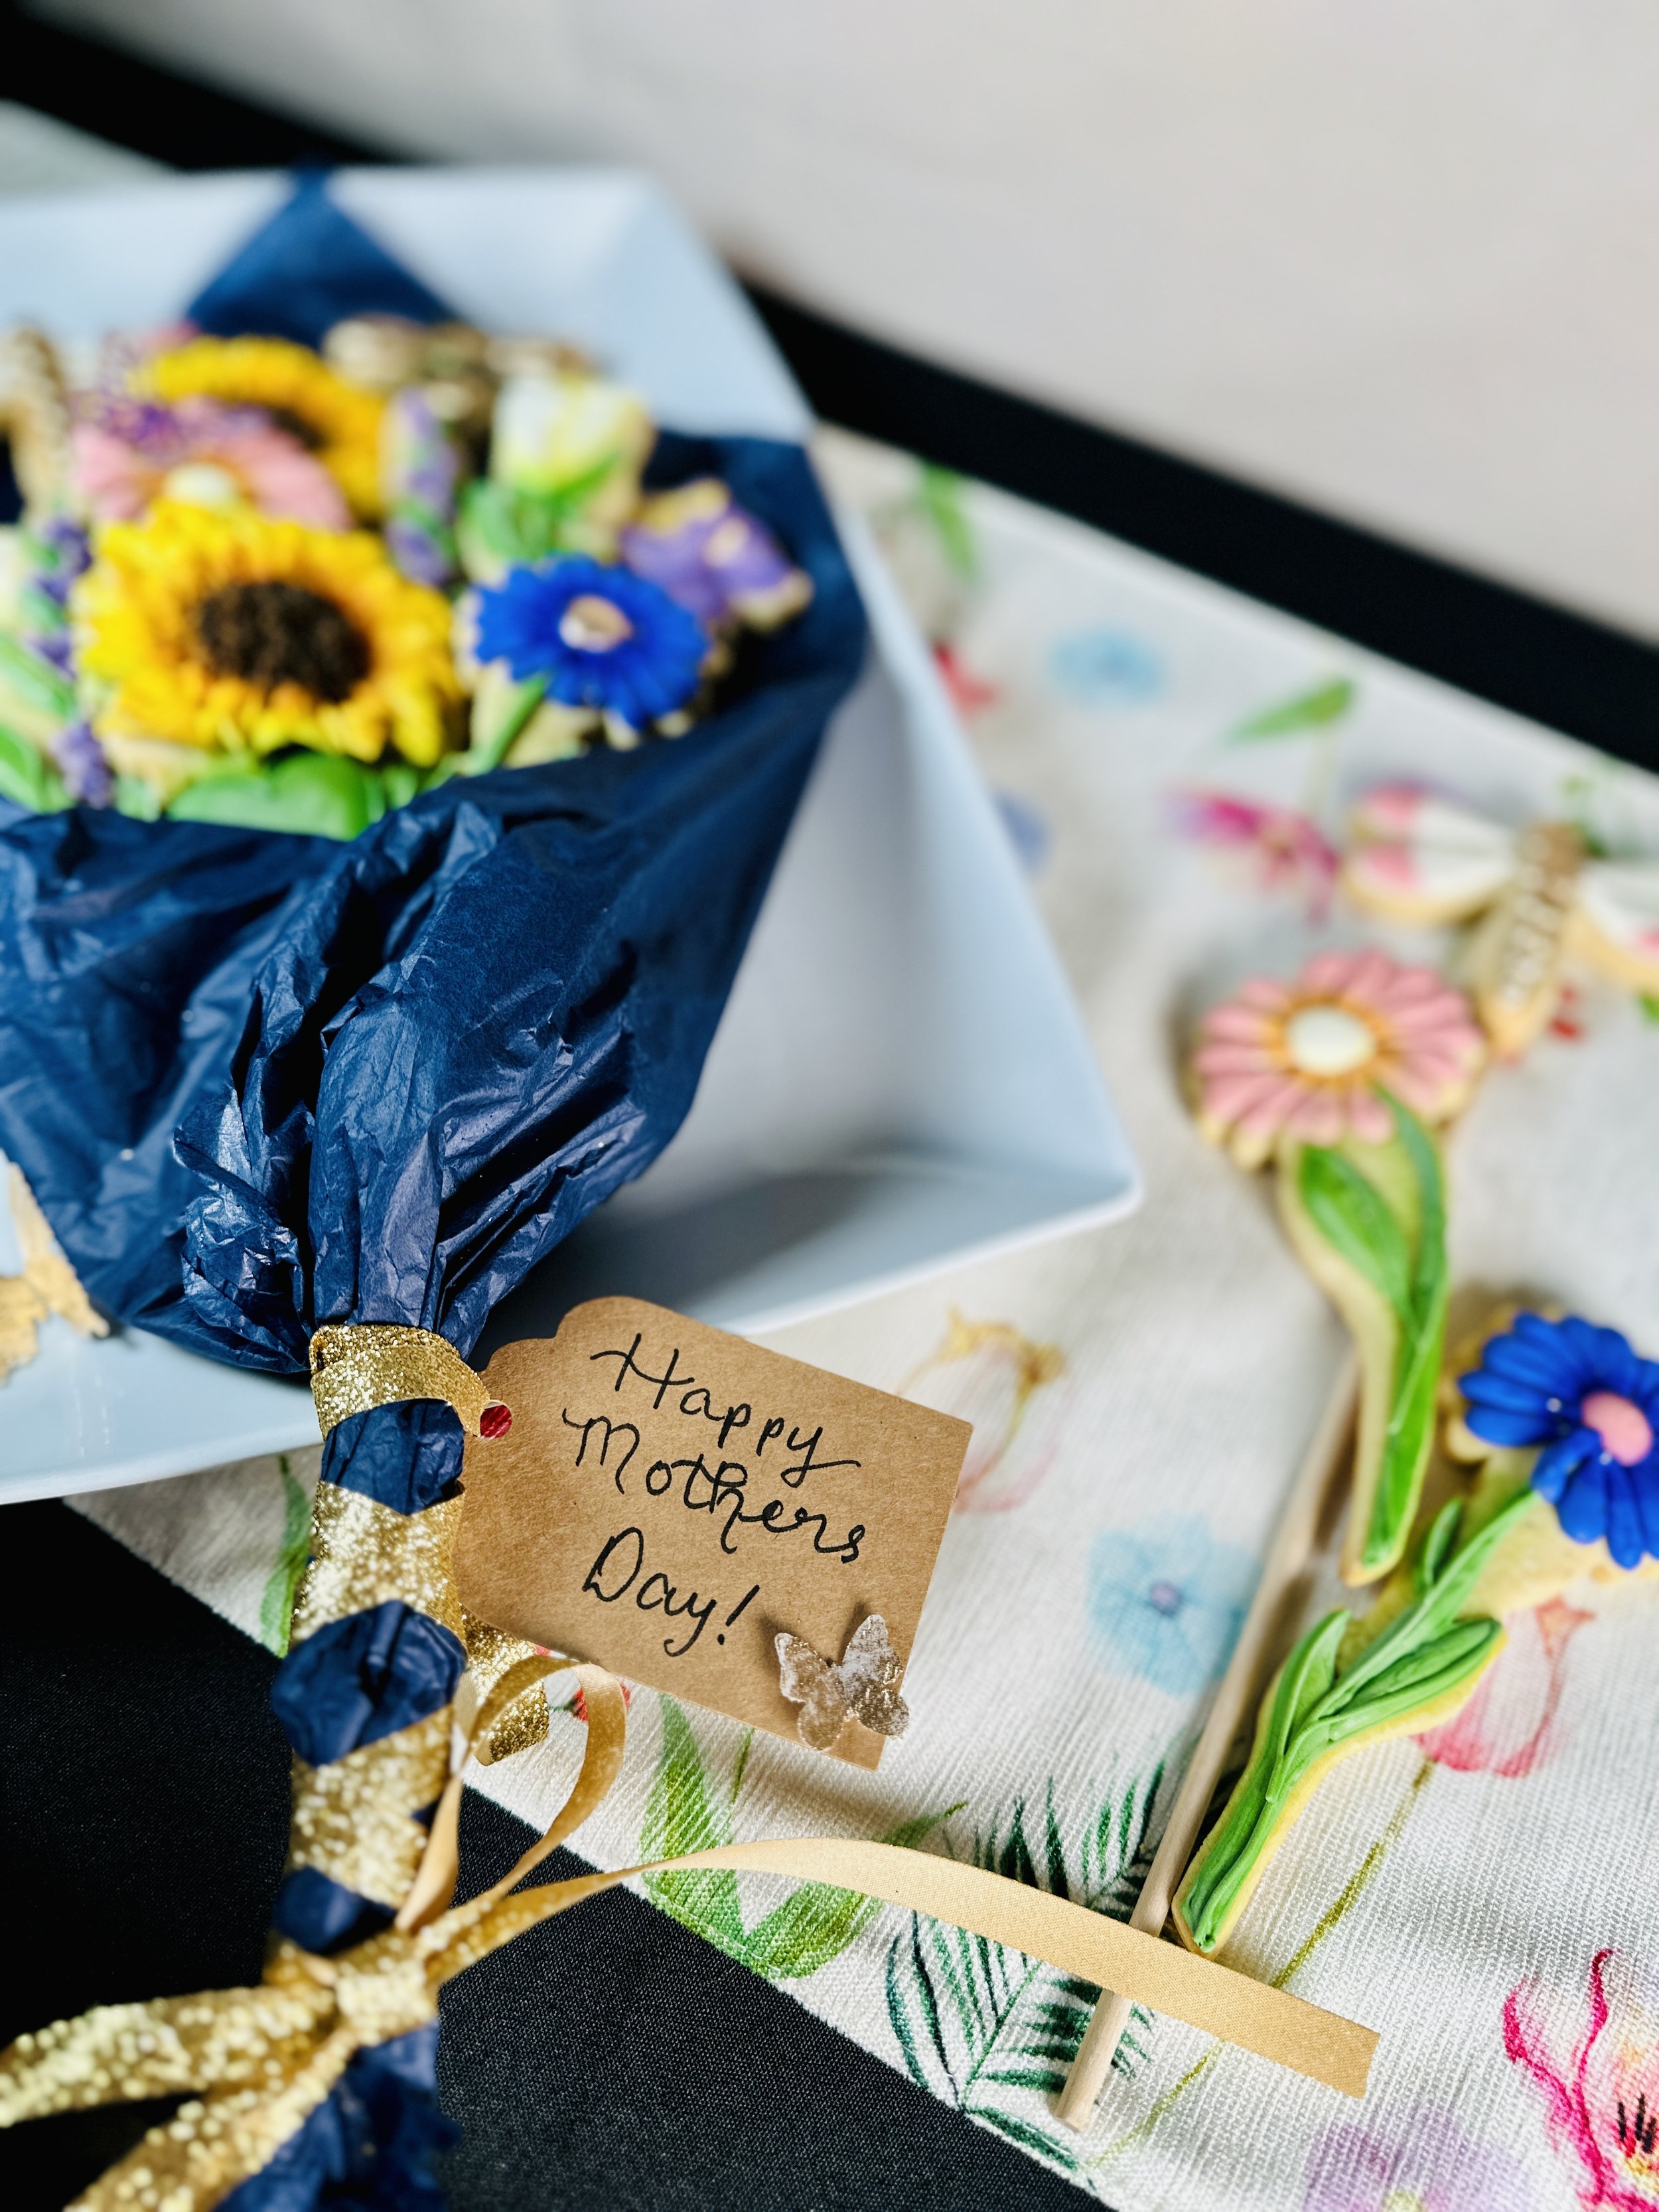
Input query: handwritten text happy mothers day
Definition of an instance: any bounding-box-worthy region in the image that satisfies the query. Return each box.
[455,1298,970,1762]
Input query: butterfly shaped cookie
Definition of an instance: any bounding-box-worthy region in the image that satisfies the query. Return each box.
[1343,785,1659,1057]
[775,1614,910,1753]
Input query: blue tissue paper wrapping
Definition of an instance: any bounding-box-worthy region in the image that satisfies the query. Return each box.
[0,429,863,1366]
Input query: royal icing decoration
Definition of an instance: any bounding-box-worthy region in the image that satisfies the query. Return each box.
[1192,948,1484,1582]
[1344,784,1659,1055]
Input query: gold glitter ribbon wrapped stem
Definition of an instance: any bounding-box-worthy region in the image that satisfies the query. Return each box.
[289,1486,465,1646]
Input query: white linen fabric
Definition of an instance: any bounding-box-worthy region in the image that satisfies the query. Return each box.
[68,429,1659,2212]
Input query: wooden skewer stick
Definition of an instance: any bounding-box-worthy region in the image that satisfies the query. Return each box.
[1054,1353,1360,2132]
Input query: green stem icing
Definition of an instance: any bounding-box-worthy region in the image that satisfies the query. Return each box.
[0,721,69,812]
[0,634,76,723]
[456,455,624,573]
[465,672,548,774]
[1297,1092,1449,1574]
[1177,1487,1533,1954]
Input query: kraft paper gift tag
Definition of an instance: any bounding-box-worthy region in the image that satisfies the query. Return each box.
[455,1297,972,1767]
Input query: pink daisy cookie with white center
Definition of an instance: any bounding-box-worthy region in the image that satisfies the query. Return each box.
[1194,947,1485,1169]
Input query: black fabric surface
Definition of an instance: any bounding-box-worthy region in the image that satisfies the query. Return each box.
[0,1503,1094,2210]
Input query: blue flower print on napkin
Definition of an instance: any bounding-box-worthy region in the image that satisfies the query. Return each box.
[1088,1515,1257,1696]
[993,788,1052,874]
[1049,627,1163,708]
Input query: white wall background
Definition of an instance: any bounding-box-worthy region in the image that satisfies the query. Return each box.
[33,1,1659,637]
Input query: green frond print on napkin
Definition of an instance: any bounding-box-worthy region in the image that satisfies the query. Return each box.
[916,466,979,581]
[1229,677,1356,741]
[641,1698,960,1980]
[884,1767,1164,2173]
[257,1457,314,1657]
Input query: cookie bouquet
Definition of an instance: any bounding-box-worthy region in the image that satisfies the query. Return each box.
[0,176,865,1364]
[0,194,816,842]
[0,178,867,2203]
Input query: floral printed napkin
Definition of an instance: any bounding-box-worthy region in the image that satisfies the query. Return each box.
[71,427,1659,2212]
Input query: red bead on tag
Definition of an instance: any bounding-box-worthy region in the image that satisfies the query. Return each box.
[480,1402,512,1439]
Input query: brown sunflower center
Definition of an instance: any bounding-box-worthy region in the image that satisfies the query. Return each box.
[194,581,370,702]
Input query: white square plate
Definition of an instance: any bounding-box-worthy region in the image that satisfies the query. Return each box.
[0,167,1139,1500]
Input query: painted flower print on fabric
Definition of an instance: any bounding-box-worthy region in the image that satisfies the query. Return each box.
[472,553,707,729]
[1193,948,1485,1169]
[1303,2102,1536,2212]
[1506,1950,1659,2208]
[899,1309,1067,1513]
[1089,1515,1256,1696]
[1461,1313,1659,1570]
[1048,625,1163,707]
[934,640,1000,721]
[1170,790,1338,919]
[1415,1595,1593,1778]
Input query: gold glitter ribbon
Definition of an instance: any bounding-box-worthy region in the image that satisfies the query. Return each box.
[0,1643,1378,2210]
[287,1711,455,1909]
[458,1611,551,1765]
[308,1323,493,1438]
[287,1487,542,1757]
[289,1487,465,1645]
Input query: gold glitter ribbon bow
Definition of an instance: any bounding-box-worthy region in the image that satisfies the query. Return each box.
[0,1654,625,2212]
[0,1647,1378,2211]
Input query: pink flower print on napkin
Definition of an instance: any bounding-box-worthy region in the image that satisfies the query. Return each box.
[932,639,1000,720]
[1416,1595,1593,1779]
[1170,789,1340,919]
[897,1310,1066,1512]
[1303,2103,1535,2212]
[1506,1951,1659,2209]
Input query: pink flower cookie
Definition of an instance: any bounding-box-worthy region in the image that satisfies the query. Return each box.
[72,397,350,529]
[1194,947,1485,1169]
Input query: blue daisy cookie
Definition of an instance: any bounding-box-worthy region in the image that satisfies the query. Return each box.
[1460,1312,1659,1569]
[473,553,708,730]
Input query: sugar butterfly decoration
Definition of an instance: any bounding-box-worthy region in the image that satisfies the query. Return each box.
[1343,785,1659,1056]
[776,1613,910,1752]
